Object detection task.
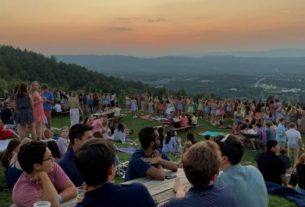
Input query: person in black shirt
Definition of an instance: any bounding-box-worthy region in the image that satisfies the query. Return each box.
[0,102,14,125]
[256,140,287,186]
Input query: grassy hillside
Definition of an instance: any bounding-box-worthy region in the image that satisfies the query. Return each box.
[0,114,298,207]
[0,45,160,96]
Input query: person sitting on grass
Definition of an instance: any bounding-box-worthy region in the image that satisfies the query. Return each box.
[256,140,287,186]
[215,134,268,207]
[161,141,237,207]
[162,130,180,156]
[125,126,177,181]
[13,142,76,207]
[74,138,155,207]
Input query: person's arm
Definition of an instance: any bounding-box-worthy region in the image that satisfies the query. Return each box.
[58,179,77,203]
[174,178,186,198]
[32,172,59,207]
[159,159,178,172]
[145,165,166,180]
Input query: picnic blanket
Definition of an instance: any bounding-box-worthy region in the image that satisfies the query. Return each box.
[0,138,12,152]
[198,131,225,137]
[266,182,305,207]
[116,147,136,154]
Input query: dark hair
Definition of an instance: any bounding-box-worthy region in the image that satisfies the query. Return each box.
[187,132,196,144]
[93,131,104,139]
[138,127,156,149]
[216,134,244,165]
[69,124,93,145]
[16,83,28,98]
[75,138,115,186]
[204,134,211,140]
[117,123,124,132]
[41,84,48,90]
[1,138,20,168]
[18,142,47,174]
[267,140,278,151]
[165,131,173,144]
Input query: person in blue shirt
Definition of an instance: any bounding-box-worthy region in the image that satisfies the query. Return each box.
[59,124,93,186]
[215,134,268,207]
[41,84,54,129]
[75,138,155,207]
[161,141,237,207]
[276,118,287,149]
[125,127,177,181]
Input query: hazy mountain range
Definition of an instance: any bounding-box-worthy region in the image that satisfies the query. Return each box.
[55,48,305,76]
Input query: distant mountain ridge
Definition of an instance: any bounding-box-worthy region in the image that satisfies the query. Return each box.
[55,53,305,75]
[0,45,156,94]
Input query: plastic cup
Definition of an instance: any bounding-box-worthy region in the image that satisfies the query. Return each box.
[33,201,51,207]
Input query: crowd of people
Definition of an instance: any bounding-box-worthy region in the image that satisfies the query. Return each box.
[2,85,305,206]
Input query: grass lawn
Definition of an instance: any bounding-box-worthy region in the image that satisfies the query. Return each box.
[0,113,298,207]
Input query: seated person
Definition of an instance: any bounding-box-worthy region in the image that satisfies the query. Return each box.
[0,120,15,140]
[232,122,242,135]
[179,114,189,128]
[13,142,76,207]
[113,123,126,143]
[54,101,62,114]
[190,113,198,126]
[5,138,33,189]
[0,102,14,125]
[160,141,237,207]
[1,139,21,188]
[255,140,287,186]
[162,131,180,156]
[215,134,268,207]
[125,127,177,181]
[75,138,155,207]
[42,128,61,160]
[101,117,113,140]
[289,153,305,194]
[56,126,70,157]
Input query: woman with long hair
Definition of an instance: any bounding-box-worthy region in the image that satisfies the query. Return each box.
[162,130,179,156]
[14,83,35,140]
[30,81,45,139]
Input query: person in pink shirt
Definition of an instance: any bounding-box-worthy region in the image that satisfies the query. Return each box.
[12,142,76,207]
[180,113,189,128]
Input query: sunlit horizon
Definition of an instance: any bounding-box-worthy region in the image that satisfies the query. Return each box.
[1,0,305,56]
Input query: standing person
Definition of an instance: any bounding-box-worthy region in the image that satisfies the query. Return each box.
[256,140,287,186]
[30,81,45,140]
[125,127,177,181]
[14,83,35,140]
[68,92,83,127]
[41,84,54,129]
[215,134,268,207]
[75,138,155,207]
[161,141,237,207]
[276,118,287,149]
[58,124,93,186]
[286,122,303,167]
[13,142,76,207]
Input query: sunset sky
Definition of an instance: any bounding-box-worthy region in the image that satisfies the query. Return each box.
[1,0,305,56]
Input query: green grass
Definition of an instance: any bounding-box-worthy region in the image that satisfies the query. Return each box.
[0,113,297,207]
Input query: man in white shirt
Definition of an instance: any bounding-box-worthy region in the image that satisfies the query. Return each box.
[286,122,303,166]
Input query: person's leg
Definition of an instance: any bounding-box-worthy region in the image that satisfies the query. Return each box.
[17,124,26,140]
[31,123,38,140]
